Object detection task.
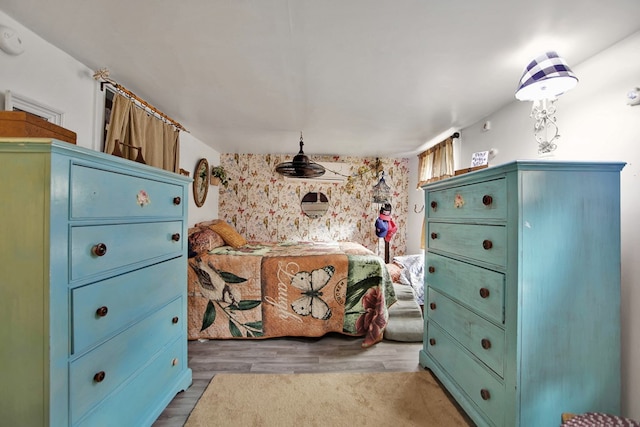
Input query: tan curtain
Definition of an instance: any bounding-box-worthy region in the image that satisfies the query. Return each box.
[104,93,131,155]
[104,93,180,173]
[416,136,455,188]
[417,136,455,249]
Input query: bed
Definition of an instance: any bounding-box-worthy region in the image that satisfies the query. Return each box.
[187,227,397,348]
[391,254,425,306]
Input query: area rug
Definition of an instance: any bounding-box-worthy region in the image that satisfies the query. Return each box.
[184,371,471,427]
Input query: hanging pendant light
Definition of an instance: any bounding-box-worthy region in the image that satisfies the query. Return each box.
[275,133,326,178]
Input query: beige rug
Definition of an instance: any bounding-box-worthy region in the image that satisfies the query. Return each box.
[185,371,471,427]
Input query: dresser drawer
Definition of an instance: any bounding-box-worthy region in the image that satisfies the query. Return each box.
[75,337,186,427]
[426,322,505,426]
[70,163,185,220]
[71,257,185,355]
[427,223,506,267]
[426,252,504,324]
[427,178,506,220]
[427,288,504,377]
[70,221,184,282]
[69,297,183,424]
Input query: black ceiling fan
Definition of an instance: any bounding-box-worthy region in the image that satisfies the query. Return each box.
[275,133,326,178]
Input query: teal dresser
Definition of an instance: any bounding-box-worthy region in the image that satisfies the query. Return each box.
[419,160,624,427]
[0,138,192,426]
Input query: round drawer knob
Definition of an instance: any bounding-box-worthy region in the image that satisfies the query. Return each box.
[481,338,492,349]
[430,201,438,210]
[172,316,179,324]
[94,371,106,383]
[96,306,109,317]
[428,266,435,274]
[172,233,181,242]
[429,338,436,346]
[173,196,182,205]
[92,243,107,257]
[172,358,179,366]
[430,232,438,240]
[482,195,493,206]
[480,389,491,400]
[479,288,490,299]
[482,239,493,250]
[430,302,437,310]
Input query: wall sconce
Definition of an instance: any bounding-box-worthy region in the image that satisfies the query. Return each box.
[515,51,578,154]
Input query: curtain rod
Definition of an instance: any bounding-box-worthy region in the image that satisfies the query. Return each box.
[419,132,460,157]
[93,68,188,132]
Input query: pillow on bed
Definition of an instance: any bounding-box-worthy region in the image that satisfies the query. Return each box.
[209,221,247,248]
[386,262,404,283]
[195,219,223,228]
[188,227,225,254]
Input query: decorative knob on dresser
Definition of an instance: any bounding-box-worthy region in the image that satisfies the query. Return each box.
[428,266,435,273]
[480,389,491,400]
[173,196,181,205]
[93,371,106,383]
[479,288,490,298]
[92,243,107,256]
[96,306,109,317]
[429,338,436,346]
[482,239,493,250]
[430,302,437,310]
[172,316,179,324]
[482,195,493,206]
[430,232,438,240]
[481,339,492,349]
[172,233,181,242]
[430,201,438,210]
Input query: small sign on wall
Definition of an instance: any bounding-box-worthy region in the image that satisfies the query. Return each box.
[471,151,489,167]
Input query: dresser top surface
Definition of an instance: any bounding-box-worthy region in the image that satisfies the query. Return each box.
[422,159,626,190]
[0,137,192,184]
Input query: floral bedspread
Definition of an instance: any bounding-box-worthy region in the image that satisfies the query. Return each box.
[187,241,397,347]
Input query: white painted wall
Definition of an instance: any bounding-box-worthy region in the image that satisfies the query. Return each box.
[0,10,219,226]
[460,30,640,420]
[180,132,220,225]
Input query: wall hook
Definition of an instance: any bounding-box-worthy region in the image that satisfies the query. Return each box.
[414,204,424,213]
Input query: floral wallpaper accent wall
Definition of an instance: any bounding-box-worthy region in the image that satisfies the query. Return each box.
[217,153,409,259]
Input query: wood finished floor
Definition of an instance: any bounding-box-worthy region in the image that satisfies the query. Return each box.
[153,334,473,426]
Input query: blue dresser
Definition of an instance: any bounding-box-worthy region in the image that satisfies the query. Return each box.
[419,160,624,427]
[0,138,192,426]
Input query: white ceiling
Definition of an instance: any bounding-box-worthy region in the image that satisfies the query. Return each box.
[2,0,640,157]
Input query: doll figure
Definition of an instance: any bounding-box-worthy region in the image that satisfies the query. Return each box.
[374,203,397,242]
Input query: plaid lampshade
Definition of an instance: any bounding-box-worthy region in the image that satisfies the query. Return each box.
[515,51,578,101]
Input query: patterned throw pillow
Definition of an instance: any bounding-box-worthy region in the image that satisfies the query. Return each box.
[188,227,225,254]
[386,263,403,283]
[195,219,223,228]
[209,221,247,248]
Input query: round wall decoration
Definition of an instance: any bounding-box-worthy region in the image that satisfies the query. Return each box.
[193,158,209,207]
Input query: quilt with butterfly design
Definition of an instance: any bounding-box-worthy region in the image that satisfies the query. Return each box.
[187,241,397,348]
